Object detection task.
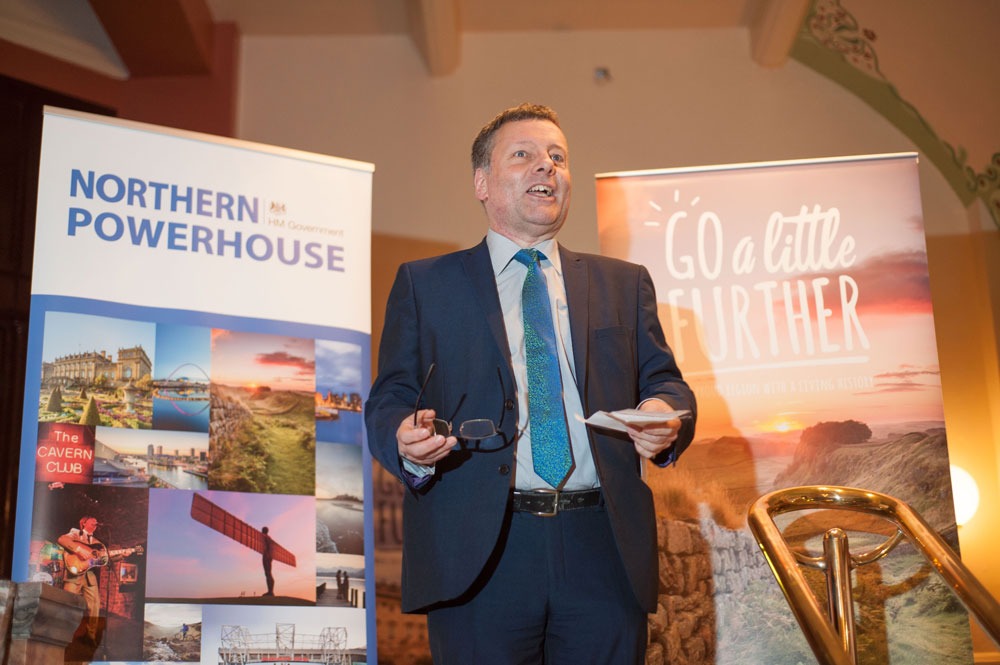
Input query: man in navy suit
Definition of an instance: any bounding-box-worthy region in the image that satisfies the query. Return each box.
[366,103,696,664]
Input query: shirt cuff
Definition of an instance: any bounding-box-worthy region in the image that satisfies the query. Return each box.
[637,397,673,410]
[402,457,435,488]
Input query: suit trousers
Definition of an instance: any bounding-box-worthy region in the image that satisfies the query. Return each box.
[426,503,647,665]
[64,571,101,639]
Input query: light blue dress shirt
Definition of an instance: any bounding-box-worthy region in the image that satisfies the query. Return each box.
[486,231,598,491]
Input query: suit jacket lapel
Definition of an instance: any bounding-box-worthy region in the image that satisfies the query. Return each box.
[559,246,590,407]
[461,240,515,375]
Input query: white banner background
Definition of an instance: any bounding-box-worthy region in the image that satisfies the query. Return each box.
[31,109,372,331]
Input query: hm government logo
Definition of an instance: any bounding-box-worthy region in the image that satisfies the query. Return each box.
[264,199,345,238]
[265,200,288,228]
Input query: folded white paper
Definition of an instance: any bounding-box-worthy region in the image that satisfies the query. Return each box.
[585,408,690,433]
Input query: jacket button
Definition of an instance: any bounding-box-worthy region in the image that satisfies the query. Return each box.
[499,464,510,475]
[504,399,514,410]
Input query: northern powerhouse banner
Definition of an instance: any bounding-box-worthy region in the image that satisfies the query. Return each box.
[596,154,973,663]
[13,108,375,663]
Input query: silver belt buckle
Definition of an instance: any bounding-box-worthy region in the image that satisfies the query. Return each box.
[532,488,559,517]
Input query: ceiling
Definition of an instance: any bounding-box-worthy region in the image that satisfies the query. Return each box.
[210,0,810,77]
[204,0,756,35]
[6,0,996,220]
[0,0,805,79]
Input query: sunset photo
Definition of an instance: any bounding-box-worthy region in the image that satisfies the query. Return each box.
[208,329,316,495]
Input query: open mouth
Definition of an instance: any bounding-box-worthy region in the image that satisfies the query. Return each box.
[528,184,553,196]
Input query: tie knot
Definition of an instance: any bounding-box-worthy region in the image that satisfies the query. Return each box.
[514,248,545,268]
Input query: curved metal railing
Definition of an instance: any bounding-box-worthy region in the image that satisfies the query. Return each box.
[747,485,1000,665]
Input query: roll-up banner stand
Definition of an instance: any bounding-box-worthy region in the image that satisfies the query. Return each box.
[14,107,375,664]
[596,154,973,663]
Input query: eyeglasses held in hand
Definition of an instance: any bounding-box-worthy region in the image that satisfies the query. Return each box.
[413,363,500,442]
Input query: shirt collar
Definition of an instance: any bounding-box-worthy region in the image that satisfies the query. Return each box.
[486,229,562,278]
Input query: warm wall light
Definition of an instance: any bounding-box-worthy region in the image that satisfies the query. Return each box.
[949,465,980,526]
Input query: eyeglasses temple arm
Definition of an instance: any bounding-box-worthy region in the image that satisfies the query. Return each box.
[413,362,437,425]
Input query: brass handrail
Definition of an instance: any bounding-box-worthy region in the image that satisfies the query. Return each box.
[747,485,1000,665]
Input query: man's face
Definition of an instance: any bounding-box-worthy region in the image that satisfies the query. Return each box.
[474,119,572,246]
[82,518,97,532]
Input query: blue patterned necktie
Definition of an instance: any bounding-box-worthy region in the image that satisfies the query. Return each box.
[513,248,572,488]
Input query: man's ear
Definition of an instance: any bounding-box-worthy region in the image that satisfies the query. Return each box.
[474,168,488,202]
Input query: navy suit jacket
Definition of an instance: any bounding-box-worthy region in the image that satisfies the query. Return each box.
[365,239,696,613]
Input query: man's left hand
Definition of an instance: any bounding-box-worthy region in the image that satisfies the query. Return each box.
[626,399,680,460]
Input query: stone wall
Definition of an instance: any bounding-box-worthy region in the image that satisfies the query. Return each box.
[646,515,774,665]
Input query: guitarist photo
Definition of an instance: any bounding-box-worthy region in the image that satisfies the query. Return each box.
[57,515,142,647]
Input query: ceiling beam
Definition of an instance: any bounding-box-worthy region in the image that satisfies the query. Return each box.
[749,0,810,68]
[405,0,461,77]
[89,0,215,76]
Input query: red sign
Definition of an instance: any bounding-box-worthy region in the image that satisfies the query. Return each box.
[35,422,95,485]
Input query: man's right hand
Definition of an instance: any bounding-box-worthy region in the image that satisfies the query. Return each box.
[397,409,456,467]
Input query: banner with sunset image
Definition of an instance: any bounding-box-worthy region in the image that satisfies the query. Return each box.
[596,154,973,664]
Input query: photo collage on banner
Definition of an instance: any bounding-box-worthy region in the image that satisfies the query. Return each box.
[596,155,973,664]
[14,109,374,664]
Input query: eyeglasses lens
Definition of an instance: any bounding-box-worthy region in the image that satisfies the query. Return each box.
[431,419,452,437]
[458,419,496,440]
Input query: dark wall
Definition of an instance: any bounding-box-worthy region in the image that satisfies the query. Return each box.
[0,76,113,577]
[0,24,238,577]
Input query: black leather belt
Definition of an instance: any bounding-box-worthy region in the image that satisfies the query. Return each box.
[510,488,603,516]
